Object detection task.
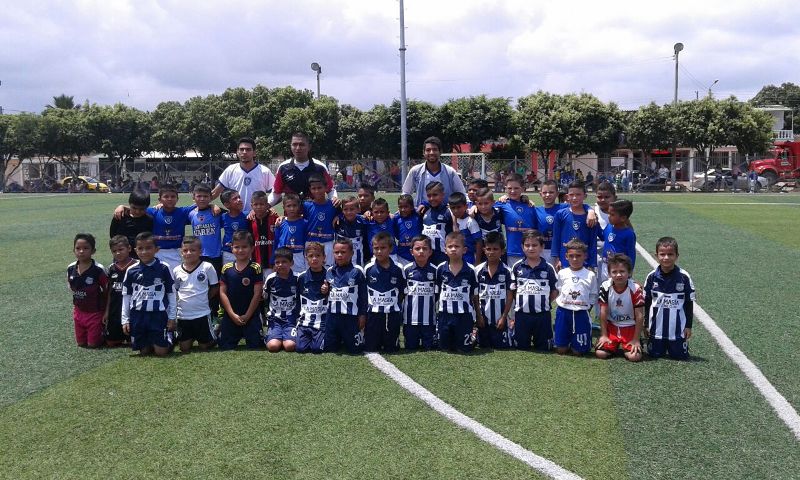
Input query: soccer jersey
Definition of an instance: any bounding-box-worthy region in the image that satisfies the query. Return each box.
[601,225,637,268]
[455,215,482,264]
[594,204,611,256]
[555,267,598,311]
[335,216,368,266]
[403,262,438,326]
[298,268,328,329]
[513,258,558,313]
[326,263,367,316]
[216,163,275,212]
[189,208,223,258]
[272,158,334,200]
[475,262,515,325]
[436,262,478,314]
[109,214,154,258]
[250,214,278,268]
[222,211,248,254]
[220,261,263,316]
[422,204,453,262]
[534,204,565,251]
[367,219,397,256]
[598,278,644,327]
[304,200,337,243]
[393,213,423,262]
[147,206,193,250]
[495,199,537,257]
[173,261,218,319]
[107,260,134,320]
[263,272,300,324]
[551,208,599,268]
[67,260,108,312]
[121,259,177,325]
[365,260,406,313]
[475,208,504,238]
[643,266,695,340]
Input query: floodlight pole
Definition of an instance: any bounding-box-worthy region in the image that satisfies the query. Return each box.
[399,0,409,182]
[311,63,322,99]
[671,42,683,187]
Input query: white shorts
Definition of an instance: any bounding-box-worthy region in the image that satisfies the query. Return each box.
[158,248,182,273]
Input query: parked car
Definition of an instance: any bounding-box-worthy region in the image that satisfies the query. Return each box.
[690,168,768,192]
[61,176,110,193]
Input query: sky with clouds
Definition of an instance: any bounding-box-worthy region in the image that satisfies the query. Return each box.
[1,0,798,114]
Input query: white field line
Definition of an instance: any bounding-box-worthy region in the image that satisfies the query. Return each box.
[636,243,800,440]
[632,201,800,206]
[366,353,584,480]
[0,193,74,200]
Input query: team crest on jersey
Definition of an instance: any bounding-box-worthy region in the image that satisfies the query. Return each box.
[498,274,505,282]
[676,283,684,292]
[516,207,523,214]
[231,222,239,230]
[571,277,579,283]
[427,273,434,280]
[405,221,412,229]
[197,272,206,282]
[540,271,548,278]
[437,215,444,221]
[461,279,469,286]
[154,278,163,285]
[164,216,173,225]
[348,278,355,286]
[198,215,205,222]
[289,226,296,234]
[653,282,659,288]
[370,276,377,283]
[547,215,554,225]
[242,277,251,286]
[616,298,623,307]
[569,290,580,300]
[290,286,297,294]
[244,177,252,186]
[85,277,93,285]
[317,213,326,221]
[608,233,616,242]
[390,277,397,284]
[572,221,580,230]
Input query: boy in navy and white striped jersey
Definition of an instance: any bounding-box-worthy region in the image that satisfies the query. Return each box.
[364,232,406,352]
[512,230,558,351]
[263,248,300,353]
[325,238,367,354]
[421,181,453,266]
[473,188,506,264]
[335,196,368,267]
[121,232,177,357]
[437,231,484,352]
[403,236,438,351]
[449,192,483,265]
[296,242,329,353]
[644,237,695,360]
[475,232,515,349]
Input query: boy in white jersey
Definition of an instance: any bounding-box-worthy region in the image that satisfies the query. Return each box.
[554,239,598,355]
[596,253,644,361]
[173,236,219,353]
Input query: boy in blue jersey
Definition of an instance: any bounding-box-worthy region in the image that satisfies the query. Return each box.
[335,196,368,267]
[644,237,695,360]
[554,240,598,355]
[403,236,438,351]
[535,180,563,263]
[218,231,264,350]
[121,232,177,356]
[173,236,219,353]
[551,181,599,271]
[263,248,299,353]
[593,182,617,283]
[494,173,537,267]
[109,187,153,260]
[366,198,397,260]
[421,181,453,266]
[437,231,484,352]
[189,184,223,274]
[393,194,422,268]
[296,242,329,354]
[325,238,367,354]
[449,192,483,265]
[364,232,406,352]
[601,200,637,276]
[475,232,515,349]
[512,230,558,351]
[220,190,247,265]
[274,193,307,274]
[304,173,338,268]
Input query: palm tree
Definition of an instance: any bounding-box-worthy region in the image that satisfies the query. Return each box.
[46,94,77,110]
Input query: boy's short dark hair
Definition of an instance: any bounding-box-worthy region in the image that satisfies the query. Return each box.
[522,229,544,246]
[158,184,178,196]
[251,190,268,203]
[238,137,256,150]
[398,194,414,207]
[567,180,586,193]
[468,178,489,189]
[411,235,431,249]
[423,136,442,150]
[609,199,633,218]
[476,187,493,199]
[193,184,212,195]
[607,253,633,273]
[445,230,465,246]
[305,241,324,256]
[656,236,679,256]
[109,234,130,249]
[542,179,558,189]
[343,195,359,207]
[425,181,444,194]
[74,233,96,250]
[564,238,587,253]
[182,235,202,248]
[128,187,150,208]
[308,173,325,186]
[283,192,301,206]
[447,192,467,207]
[135,231,155,246]
[232,230,254,246]
[483,231,506,250]
[596,181,616,196]
[334,236,354,251]
[372,231,394,247]
[358,182,375,195]
[273,247,294,263]
[220,189,239,205]
[371,197,389,211]
[505,173,525,186]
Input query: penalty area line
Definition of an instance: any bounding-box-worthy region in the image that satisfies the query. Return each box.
[636,243,800,440]
[366,353,584,480]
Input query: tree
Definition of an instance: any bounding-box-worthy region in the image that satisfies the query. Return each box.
[514,91,579,178]
[310,96,341,159]
[150,101,191,159]
[627,102,673,169]
[184,94,229,161]
[38,107,92,181]
[386,100,441,159]
[250,85,315,158]
[749,82,800,133]
[438,95,513,153]
[337,104,369,159]
[570,93,624,156]
[85,104,151,176]
[721,98,774,157]
[674,98,727,187]
[46,94,79,110]
[275,107,321,158]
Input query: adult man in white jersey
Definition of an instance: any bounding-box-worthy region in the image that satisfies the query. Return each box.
[211,137,275,213]
[403,136,467,213]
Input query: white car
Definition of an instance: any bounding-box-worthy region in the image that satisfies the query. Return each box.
[690,168,768,191]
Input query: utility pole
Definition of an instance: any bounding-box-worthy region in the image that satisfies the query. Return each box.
[671,42,683,187]
[399,0,409,183]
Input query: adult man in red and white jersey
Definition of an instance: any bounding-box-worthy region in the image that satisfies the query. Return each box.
[268,132,337,207]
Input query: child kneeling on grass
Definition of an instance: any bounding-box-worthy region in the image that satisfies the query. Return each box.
[595,253,644,362]
[68,233,109,348]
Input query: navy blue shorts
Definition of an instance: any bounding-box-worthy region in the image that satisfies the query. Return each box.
[553,308,592,353]
[365,312,402,353]
[129,310,173,350]
[177,315,216,344]
[403,324,436,351]
[513,311,553,351]
[325,314,363,354]
[218,314,263,350]
[438,312,474,353]
[266,321,297,343]
[648,337,689,360]
[296,325,325,353]
[477,323,511,349]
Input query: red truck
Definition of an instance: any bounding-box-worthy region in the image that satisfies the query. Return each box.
[748,141,800,185]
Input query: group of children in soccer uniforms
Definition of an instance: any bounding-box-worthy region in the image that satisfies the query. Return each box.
[69,174,695,360]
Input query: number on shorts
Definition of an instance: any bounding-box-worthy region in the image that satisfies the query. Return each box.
[290,327,297,338]
[576,333,588,346]
[463,333,472,346]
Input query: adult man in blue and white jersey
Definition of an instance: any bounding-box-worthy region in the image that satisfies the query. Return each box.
[402,136,467,211]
